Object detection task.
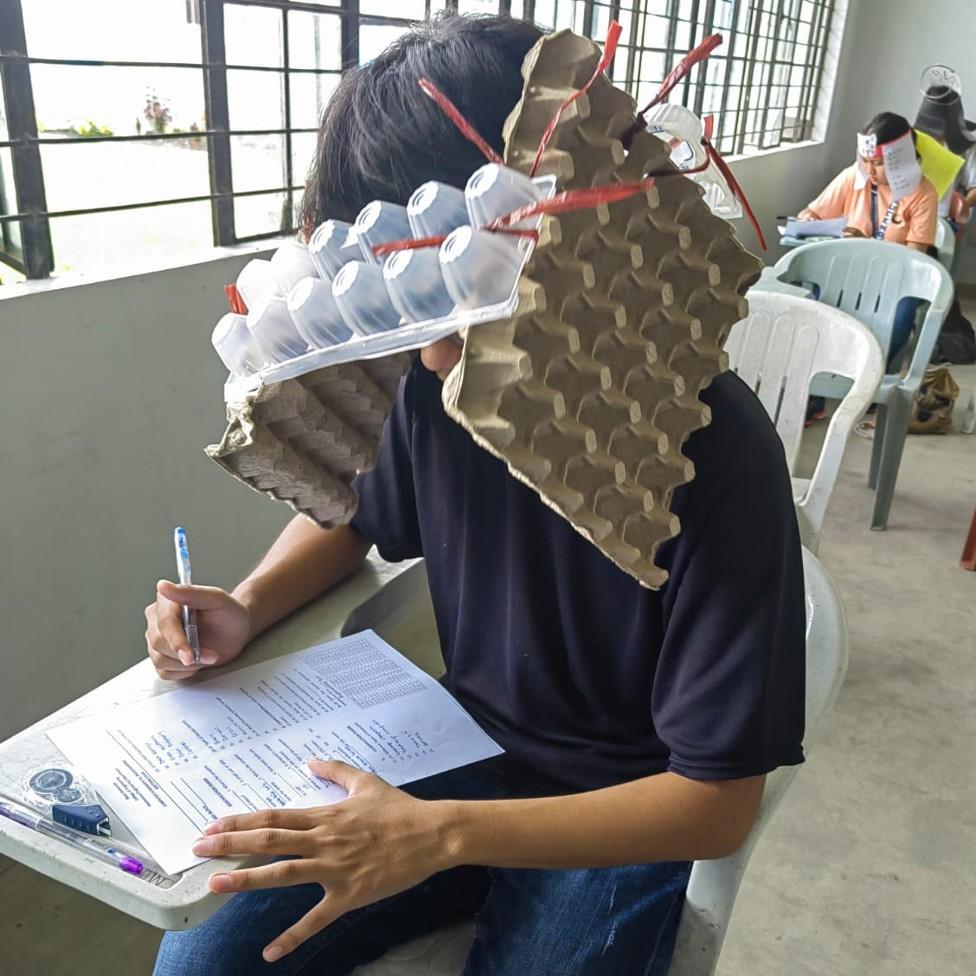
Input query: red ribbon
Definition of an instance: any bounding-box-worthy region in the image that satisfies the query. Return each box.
[418,79,504,166]
[634,34,723,128]
[225,284,247,314]
[529,20,622,177]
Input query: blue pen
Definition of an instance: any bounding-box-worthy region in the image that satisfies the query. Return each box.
[173,527,201,666]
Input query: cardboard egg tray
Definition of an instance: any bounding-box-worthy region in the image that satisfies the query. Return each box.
[207,28,761,586]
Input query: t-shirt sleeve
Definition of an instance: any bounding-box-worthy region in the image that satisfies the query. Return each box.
[349,373,423,562]
[652,424,806,782]
[804,167,854,219]
[906,180,939,246]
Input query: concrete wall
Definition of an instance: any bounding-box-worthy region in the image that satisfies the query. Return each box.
[6,0,972,741]
[0,251,290,741]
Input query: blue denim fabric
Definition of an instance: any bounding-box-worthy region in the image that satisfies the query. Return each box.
[888,296,922,372]
[153,758,691,976]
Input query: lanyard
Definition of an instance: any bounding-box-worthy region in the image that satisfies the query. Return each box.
[870,184,898,240]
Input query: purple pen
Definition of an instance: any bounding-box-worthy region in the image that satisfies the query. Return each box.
[0,799,144,875]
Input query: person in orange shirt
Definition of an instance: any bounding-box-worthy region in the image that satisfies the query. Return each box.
[800,112,938,376]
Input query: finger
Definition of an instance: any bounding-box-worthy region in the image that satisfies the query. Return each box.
[207,858,321,894]
[307,759,375,792]
[192,826,313,859]
[154,592,191,663]
[204,807,316,835]
[264,898,344,963]
[157,579,233,611]
[155,666,204,681]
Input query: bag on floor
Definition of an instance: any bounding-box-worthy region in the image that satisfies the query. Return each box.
[910,365,960,434]
[931,298,976,365]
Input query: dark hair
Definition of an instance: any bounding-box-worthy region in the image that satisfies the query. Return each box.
[299,14,543,233]
[862,111,915,148]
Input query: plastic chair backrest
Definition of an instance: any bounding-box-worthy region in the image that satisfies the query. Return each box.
[726,291,883,472]
[668,548,849,976]
[770,239,953,386]
[935,218,956,272]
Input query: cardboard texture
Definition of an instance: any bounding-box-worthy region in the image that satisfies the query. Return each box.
[442,31,761,587]
[207,28,760,587]
[207,355,410,525]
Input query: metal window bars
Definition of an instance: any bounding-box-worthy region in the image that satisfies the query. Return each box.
[0,0,833,280]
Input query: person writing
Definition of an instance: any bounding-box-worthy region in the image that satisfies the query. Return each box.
[800,112,938,251]
[146,14,805,976]
[800,113,938,383]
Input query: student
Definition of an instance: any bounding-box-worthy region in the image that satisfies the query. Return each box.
[800,112,938,252]
[147,15,805,976]
[799,112,938,379]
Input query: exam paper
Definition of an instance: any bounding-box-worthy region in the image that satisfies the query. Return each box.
[784,216,847,239]
[49,631,502,875]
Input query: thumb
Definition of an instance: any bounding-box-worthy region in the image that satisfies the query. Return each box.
[307,759,373,792]
[157,580,232,610]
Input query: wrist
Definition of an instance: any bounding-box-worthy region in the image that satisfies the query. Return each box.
[430,799,481,870]
[230,579,263,641]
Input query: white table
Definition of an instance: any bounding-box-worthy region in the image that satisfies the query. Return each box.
[0,555,428,931]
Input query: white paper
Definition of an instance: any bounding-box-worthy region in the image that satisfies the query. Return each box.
[784,216,847,239]
[48,631,502,875]
[880,132,923,202]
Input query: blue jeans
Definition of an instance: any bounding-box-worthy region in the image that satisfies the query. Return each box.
[153,757,691,976]
[888,297,922,372]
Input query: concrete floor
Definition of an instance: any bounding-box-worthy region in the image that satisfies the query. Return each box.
[1,361,974,975]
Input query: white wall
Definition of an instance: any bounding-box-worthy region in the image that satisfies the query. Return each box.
[0,252,290,741]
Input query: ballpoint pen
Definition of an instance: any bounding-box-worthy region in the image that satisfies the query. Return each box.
[0,798,144,875]
[173,526,201,666]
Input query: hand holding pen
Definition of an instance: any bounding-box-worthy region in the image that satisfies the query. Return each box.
[144,529,253,681]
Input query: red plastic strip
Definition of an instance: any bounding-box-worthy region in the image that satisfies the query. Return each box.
[372,234,448,258]
[703,139,767,250]
[642,34,723,116]
[529,20,623,177]
[418,78,504,165]
[225,283,247,314]
[622,34,723,146]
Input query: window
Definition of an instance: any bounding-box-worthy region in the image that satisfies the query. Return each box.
[0,0,836,280]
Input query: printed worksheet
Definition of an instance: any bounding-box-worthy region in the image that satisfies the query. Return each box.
[49,631,502,875]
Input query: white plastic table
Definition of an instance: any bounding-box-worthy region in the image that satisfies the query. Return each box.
[0,554,428,931]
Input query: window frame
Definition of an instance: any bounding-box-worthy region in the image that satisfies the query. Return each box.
[0,0,836,280]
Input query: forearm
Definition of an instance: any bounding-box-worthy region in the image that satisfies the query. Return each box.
[440,771,764,870]
[233,516,371,639]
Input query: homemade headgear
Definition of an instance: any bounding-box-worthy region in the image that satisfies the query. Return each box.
[855,129,922,202]
[207,27,762,589]
[914,77,976,157]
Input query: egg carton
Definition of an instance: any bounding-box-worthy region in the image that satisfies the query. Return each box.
[441,30,761,588]
[206,28,761,584]
[206,354,411,526]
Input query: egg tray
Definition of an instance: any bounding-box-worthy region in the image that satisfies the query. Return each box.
[206,354,411,527]
[441,30,761,588]
[206,29,761,586]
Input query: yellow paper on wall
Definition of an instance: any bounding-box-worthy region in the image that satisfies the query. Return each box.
[916,130,965,197]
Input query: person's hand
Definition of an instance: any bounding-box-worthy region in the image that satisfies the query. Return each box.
[144,581,252,680]
[191,760,454,964]
[843,226,866,238]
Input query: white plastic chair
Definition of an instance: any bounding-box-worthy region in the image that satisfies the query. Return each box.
[768,239,953,530]
[355,549,849,976]
[726,291,884,553]
[935,218,956,273]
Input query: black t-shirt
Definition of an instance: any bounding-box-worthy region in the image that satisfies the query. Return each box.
[351,359,806,793]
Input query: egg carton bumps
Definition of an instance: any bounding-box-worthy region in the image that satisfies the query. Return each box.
[442,30,762,588]
[206,28,761,587]
[207,354,411,526]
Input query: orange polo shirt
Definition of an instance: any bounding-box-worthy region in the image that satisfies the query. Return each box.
[803,165,938,246]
